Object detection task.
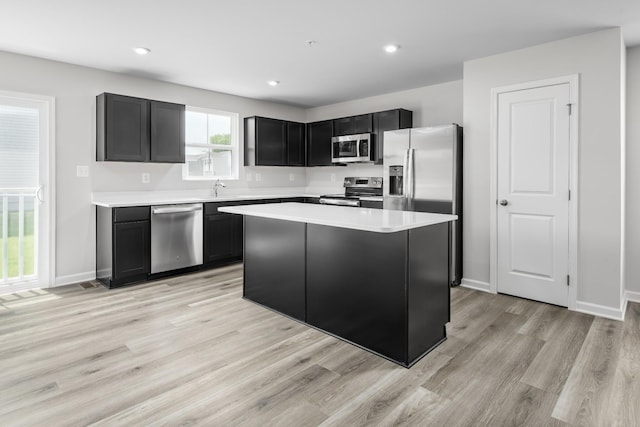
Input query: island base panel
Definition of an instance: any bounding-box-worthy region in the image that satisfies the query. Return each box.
[306,224,408,363]
[243,216,306,321]
[408,222,450,362]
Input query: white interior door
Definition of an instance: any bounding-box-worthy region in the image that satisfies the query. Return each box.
[496,83,570,307]
[0,92,53,293]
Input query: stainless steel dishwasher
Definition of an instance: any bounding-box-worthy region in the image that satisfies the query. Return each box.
[150,203,203,274]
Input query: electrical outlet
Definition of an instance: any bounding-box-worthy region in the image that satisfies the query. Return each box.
[331,173,336,182]
[76,165,89,177]
[256,173,262,182]
[142,173,150,184]
[289,173,295,181]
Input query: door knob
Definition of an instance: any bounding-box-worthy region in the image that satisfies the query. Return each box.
[499,199,509,206]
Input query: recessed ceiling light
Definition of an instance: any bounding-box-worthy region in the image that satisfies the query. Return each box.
[267,80,280,86]
[384,44,399,53]
[133,47,151,55]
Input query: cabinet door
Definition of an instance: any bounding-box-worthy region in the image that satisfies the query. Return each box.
[150,101,185,163]
[204,214,236,263]
[353,114,373,134]
[333,117,354,136]
[287,121,306,166]
[307,120,333,166]
[233,215,243,257]
[373,109,412,164]
[256,117,287,165]
[113,221,150,279]
[103,94,149,162]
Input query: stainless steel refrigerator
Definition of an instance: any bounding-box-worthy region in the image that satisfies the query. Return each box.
[383,124,462,286]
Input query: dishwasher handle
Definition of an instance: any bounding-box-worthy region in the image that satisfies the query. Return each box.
[152,204,203,215]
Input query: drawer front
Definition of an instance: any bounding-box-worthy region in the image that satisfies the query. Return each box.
[113,206,150,222]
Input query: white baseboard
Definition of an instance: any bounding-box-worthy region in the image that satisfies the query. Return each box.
[574,300,625,321]
[626,290,640,303]
[54,271,96,287]
[460,278,492,293]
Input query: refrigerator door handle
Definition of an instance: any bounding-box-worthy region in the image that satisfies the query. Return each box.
[401,148,410,199]
[406,148,415,203]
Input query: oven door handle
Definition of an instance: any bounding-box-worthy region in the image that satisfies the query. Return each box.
[319,198,360,207]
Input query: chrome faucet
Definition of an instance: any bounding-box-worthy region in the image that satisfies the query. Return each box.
[213,179,226,197]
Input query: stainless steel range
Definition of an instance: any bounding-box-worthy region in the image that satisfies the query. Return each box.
[319,177,383,207]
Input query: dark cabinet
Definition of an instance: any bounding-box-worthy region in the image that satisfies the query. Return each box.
[114,221,150,279]
[204,214,236,262]
[96,206,150,288]
[150,100,185,163]
[287,122,306,166]
[306,120,334,166]
[353,114,373,134]
[373,109,413,164]
[97,93,185,163]
[245,117,305,166]
[333,113,373,136]
[97,94,149,162]
[243,109,410,168]
[203,201,250,265]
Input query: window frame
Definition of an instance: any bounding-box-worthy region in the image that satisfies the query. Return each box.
[182,106,240,181]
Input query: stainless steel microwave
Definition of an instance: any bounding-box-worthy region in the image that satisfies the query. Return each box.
[331,133,374,163]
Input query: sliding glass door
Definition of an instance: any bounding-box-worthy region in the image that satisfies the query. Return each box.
[0,92,53,293]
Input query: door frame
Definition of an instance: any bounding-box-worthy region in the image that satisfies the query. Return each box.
[0,89,56,291]
[489,75,579,310]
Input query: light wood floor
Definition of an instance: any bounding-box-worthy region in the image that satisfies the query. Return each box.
[0,264,638,426]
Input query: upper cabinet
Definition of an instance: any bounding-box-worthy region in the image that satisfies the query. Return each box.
[149,100,185,163]
[333,113,373,136]
[287,121,306,166]
[243,108,412,167]
[96,93,185,163]
[244,116,306,166]
[373,109,413,164]
[306,120,334,166]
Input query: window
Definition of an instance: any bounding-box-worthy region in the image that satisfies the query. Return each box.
[183,107,239,180]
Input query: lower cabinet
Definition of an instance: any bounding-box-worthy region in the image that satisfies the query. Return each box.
[203,201,251,266]
[114,221,150,279]
[97,198,315,288]
[97,206,150,288]
[204,214,236,263]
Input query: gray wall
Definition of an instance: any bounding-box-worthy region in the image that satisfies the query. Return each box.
[463,28,625,311]
[626,46,640,298]
[0,50,307,284]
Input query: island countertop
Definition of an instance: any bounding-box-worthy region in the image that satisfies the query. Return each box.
[219,202,457,233]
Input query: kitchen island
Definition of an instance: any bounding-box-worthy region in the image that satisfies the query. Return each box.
[220,202,457,367]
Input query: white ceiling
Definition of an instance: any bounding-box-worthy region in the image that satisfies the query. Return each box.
[1,0,640,108]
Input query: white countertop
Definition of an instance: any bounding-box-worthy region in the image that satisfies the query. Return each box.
[219,202,457,233]
[91,191,317,208]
